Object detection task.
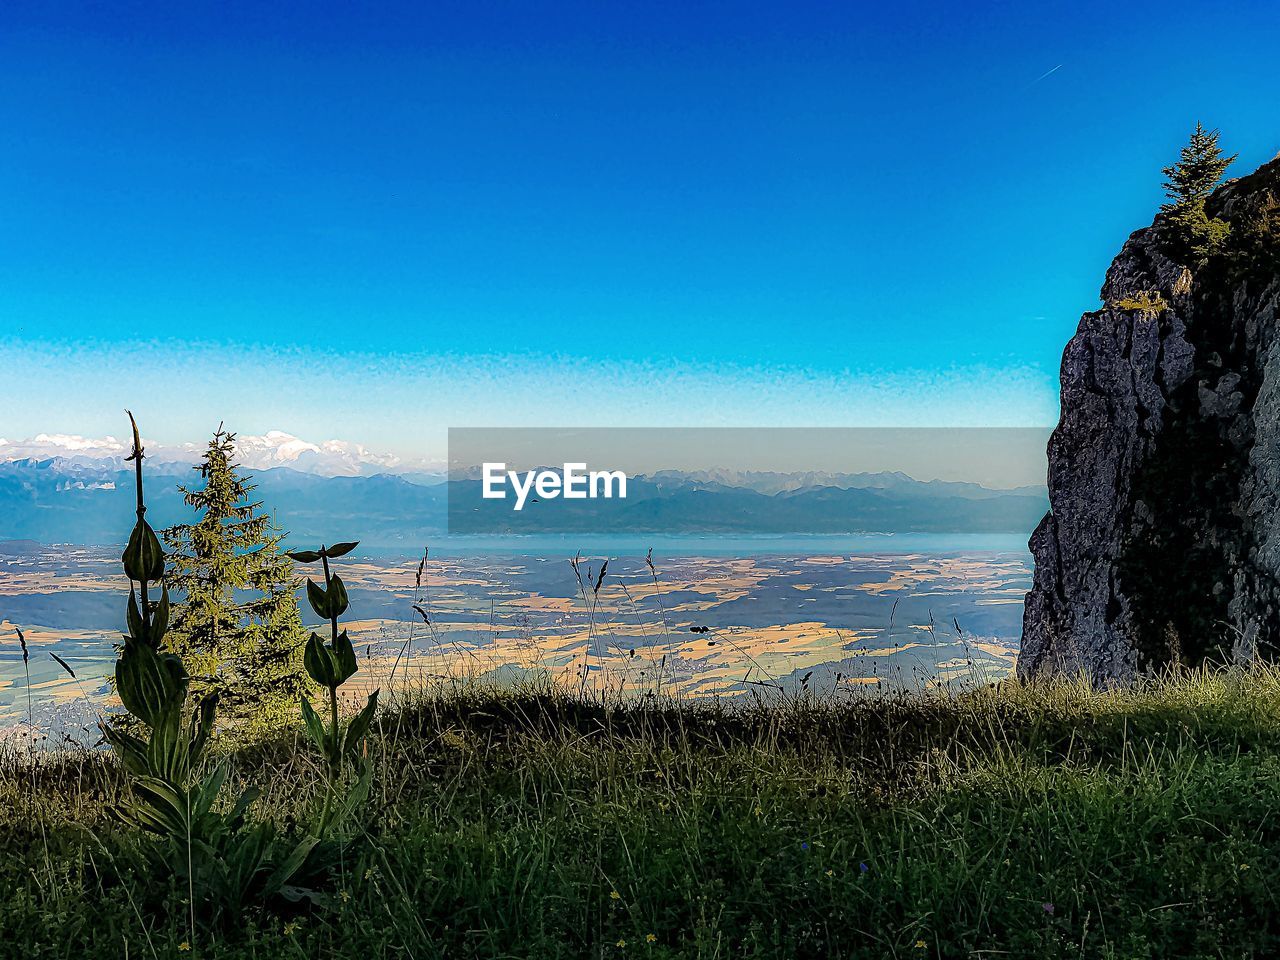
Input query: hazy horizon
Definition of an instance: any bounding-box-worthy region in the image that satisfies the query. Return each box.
[0,425,1050,489]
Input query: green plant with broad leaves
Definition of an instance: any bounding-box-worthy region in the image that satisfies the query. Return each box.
[287,542,379,827]
[100,414,322,930]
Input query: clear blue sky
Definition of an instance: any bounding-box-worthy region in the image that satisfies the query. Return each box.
[2,1,1278,456]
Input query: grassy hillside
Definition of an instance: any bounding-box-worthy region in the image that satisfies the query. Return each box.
[4,670,1280,959]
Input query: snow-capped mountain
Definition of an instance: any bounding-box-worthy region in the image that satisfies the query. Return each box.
[0,431,444,478]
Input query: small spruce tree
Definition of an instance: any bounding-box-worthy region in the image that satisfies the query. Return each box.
[1160,123,1237,267]
[163,427,311,730]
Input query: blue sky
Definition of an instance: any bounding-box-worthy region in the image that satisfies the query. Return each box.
[2,0,1279,458]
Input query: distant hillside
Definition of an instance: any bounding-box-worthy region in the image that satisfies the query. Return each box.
[0,458,445,548]
[447,475,1048,535]
[0,457,1047,546]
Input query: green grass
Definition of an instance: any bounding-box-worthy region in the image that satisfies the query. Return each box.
[4,668,1280,958]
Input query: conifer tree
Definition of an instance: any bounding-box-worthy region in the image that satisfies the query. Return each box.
[163,427,311,730]
[1160,123,1236,266]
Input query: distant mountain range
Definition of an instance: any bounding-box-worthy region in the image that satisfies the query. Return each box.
[0,431,438,477]
[0,457,1047,546]
[0,457,444,548]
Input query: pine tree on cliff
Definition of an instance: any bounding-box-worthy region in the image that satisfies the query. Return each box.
[162,427,311,729]
[1160,123,1236,267]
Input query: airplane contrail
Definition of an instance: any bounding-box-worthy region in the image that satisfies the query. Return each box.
[1032,64,1063,84]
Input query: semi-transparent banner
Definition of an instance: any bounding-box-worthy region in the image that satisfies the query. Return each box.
[447,427,1049,535]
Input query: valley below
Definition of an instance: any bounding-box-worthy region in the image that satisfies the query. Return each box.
[0,538,1028,736]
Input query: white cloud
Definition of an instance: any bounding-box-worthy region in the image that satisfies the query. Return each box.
[0,431,443,478]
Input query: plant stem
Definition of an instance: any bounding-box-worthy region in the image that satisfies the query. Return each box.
[320,548,342,772]
[126,410,151,630]
[321,549,338,642]
[330,685,341,773]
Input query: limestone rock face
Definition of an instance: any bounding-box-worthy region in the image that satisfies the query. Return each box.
[1020,157,1280,682]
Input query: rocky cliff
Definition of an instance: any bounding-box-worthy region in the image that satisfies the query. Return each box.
[1020,155,1280,681]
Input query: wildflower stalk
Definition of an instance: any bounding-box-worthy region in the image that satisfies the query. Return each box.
[289,540,378,831]
[320,551,342,775]
[127,412,151,631]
